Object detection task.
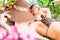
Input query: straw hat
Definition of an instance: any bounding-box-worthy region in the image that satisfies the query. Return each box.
[15,0,30,9]
[8,8,35,23]
[53,0,60,4]
[3,0,35,23]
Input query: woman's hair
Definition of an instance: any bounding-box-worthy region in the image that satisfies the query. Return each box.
[29,4,36,13]
[30,4,36,10]
[29,4,37,16]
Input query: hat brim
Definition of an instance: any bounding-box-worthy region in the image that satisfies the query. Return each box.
[8,8,35,23]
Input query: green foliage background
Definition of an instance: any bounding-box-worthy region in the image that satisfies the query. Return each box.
[37,0,60,18]
[8,0,16,3]
[0,0,60,18]
[0,0,2,8]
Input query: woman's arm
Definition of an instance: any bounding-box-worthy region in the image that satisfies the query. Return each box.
[41,8,51,18]
[36,21,48,36]
[36,21,57,39]
[36,21,60,40]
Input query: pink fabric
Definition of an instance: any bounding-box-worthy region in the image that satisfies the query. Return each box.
[18,23,37,40]
[0,24,37,40]
[0,25,18,40]
[4,25,18,40]
[0,27,7,40]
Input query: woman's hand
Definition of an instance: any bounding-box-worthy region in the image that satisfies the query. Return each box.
[0,11,11,30]
[41,8,51,18]
[0,11,11,25]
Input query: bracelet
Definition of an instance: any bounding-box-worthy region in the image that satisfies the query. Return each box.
[46,27,49,37]
[45,27,54,40]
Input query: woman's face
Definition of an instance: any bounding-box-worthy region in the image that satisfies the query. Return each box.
[32,4,41,15]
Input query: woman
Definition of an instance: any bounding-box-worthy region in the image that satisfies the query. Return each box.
[0,0,59,40]
[29,4,60,40]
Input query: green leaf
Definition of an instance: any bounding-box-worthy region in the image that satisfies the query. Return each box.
[37,0,49,7]
[8,0,16,3]
[0,0,2,8]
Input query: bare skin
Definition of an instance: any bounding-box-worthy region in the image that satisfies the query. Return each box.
[32,21,60,40]
[0,3,60,40]
[30,4,60,40]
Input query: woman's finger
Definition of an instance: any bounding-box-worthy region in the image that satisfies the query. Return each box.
[0,11,11,25]
[2,11,11,18]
